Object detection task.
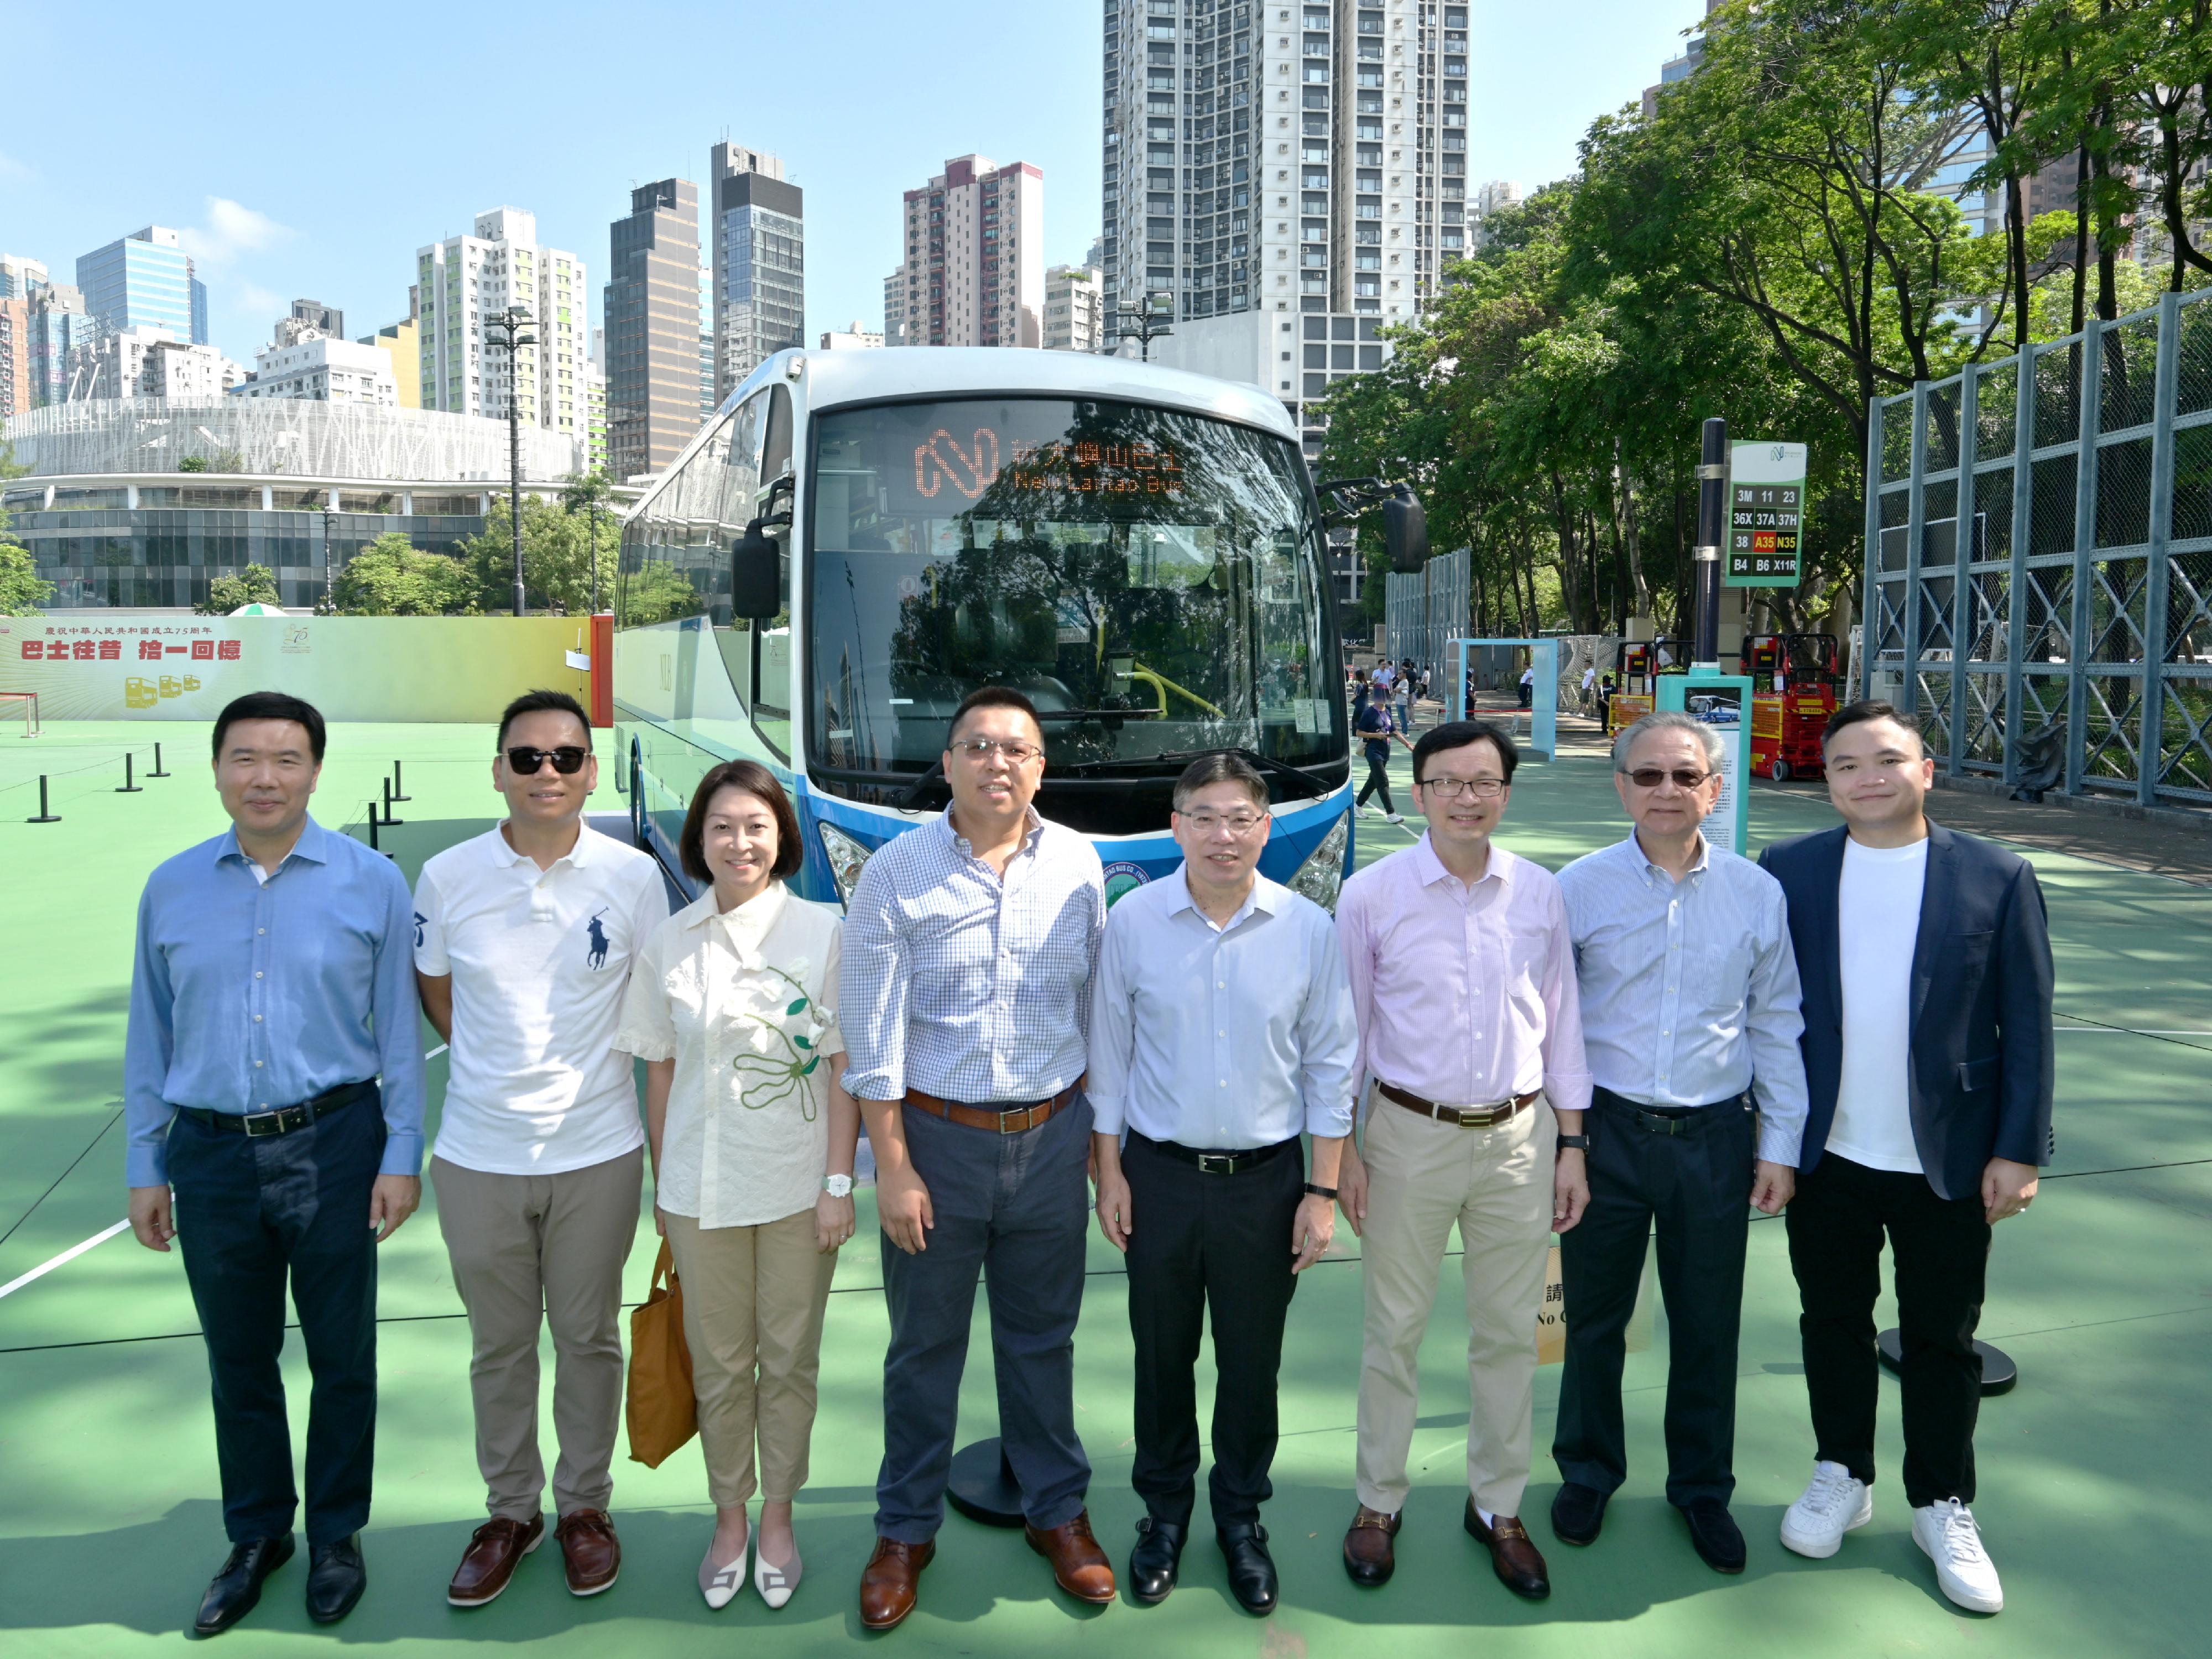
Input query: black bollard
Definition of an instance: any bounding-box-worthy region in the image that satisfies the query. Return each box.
[367,804,380,851]
[389,760,410,802]
[117,753,142,793]
[148,742,170,778]
[27,774,60,822]
[381,776,404,826]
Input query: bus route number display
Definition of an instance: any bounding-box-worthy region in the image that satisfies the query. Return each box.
[1724,440,1807,589]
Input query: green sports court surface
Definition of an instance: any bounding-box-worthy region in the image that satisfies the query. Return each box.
[1,719,2206,1656]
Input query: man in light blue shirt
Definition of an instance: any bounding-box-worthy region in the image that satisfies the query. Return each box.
[1089,752,1357,1616]
[1549,711,1807,1575]
[124,692,424,1637]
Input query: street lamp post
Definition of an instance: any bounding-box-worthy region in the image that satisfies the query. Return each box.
[321,503,337,613]
[1111,295,1175,363]
[588,492,601,615]
[484,306,538,617]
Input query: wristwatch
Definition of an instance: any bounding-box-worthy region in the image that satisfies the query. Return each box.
[1556,1135,1591,1152]
[822,1173,855,1199]
[1303,1182,1340,1201]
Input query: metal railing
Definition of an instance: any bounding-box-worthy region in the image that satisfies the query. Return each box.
[1383,546,1469,676]
[1860,286,2212,805]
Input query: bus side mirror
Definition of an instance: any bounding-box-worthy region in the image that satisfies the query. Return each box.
[731,520,781,620]
[1385,486,1428,572]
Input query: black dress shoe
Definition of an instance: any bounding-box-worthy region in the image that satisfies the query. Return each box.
[1216,1523,1278,1616]
[1681,1501,1746,1574]
[194,1534,294,1636]
[306,1535,368,1624]
[1551,1481,1610,1546]
[1128,1516,1187,1605]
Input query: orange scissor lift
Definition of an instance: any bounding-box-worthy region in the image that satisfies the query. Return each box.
[1741,633,1842,781]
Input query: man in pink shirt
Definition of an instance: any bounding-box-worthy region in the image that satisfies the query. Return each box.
[1334,718,1593,1601]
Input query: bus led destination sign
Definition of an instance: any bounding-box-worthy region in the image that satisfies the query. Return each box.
[1725,440,1807,589]
[913,426,1187,502]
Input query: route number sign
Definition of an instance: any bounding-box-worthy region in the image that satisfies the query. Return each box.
[1725,440,1807,588]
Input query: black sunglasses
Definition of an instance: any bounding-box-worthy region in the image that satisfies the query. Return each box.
[504,745,590,775]
[1624,767,1713,790]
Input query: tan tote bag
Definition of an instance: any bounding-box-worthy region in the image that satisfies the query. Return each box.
[626,1239,698,1468]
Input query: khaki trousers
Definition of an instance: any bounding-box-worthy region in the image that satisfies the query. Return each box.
[663,1207,837,1509]
[432,1148,644,1521]
[1354,1093,1556,1518]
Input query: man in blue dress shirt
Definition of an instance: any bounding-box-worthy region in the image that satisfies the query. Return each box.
[124,692,425,1637]
[1089,752,1358,1615]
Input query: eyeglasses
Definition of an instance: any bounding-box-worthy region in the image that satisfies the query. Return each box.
[504,745,590,775]
[951,738,1042,764]
[1180,810,1268,836]
[1416,776,1506,800]
[1623,767,1713,790]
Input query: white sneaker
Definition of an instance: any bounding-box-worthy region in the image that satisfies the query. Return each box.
[1359,805,1379,818]
[1913,1498,2003,1613]
[1780,1461,1872,1558]
[1383,812,1405,825]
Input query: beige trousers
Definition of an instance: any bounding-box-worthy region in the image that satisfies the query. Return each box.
[432,1147,644,1520]
[662,1206,837,1509]
[1354,1093,1556,1518]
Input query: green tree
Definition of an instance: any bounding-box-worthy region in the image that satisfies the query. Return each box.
[455,493,618,615]
[0,545,54,616]
[332,531,477,615]
[197,564,281,615]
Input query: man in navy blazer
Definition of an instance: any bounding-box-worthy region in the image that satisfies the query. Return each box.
[1757,701,2051,1616]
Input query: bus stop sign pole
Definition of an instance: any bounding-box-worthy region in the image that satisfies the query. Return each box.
[1693,417,1728,669]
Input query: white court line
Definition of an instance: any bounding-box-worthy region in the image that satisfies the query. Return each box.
[2056,1028,2212,1036]
[0,1219,131,1301]
[427,1044,448,1058]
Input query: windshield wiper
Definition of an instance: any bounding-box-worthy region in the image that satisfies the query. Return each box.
[1058,745,1333,800]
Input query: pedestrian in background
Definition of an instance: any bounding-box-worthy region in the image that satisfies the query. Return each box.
[1355,687,1412,826]
[618,759,859,1611]
[125,692,425,1636]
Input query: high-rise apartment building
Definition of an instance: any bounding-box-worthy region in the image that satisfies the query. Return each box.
[604,179,703,482]
[0,298,27,419]
[1,254,48,300]
[709,144,805,397]
[28,285,98,406]
[418,208,592,459]
[884,272,908,347]
[358,315,422,408]
[234,336,398,404]
[1044,264,1107,352]
[888,154,1045,348]
[819,321,885,349]
[76,227,207,345]
[140,338,246,400]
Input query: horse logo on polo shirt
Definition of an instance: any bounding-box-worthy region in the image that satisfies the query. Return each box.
[585,907,611,971]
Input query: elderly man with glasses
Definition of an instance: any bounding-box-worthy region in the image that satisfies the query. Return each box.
[1547,711,1808,1574]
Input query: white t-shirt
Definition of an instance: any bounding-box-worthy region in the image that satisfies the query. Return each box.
[415,823,672,1175]
[1828,836,1928,1173]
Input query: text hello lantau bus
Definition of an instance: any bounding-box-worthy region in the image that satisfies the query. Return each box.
[613,346,1366,914]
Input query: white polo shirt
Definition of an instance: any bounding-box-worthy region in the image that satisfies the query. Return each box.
[414,822,671,1175]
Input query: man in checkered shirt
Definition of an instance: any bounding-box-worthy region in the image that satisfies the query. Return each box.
[839,686,1113,1630]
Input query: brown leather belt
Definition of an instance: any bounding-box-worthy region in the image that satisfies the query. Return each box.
[903,1077,1083,1135]
[1378,1080,1538,1130]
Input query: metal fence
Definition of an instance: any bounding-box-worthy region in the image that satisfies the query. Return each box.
[1383,547,1469,675]
[1860,285,2212,805]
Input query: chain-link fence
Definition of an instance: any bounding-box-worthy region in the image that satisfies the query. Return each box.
[1862,286,2212,805]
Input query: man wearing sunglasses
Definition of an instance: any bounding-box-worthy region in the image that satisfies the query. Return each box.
[841,686,1111,1630]
[413,690,670,1606]
[1549,712,1808,1574]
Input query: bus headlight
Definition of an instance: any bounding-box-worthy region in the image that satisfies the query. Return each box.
[1285,812,1351,913]
[818,822,875,905]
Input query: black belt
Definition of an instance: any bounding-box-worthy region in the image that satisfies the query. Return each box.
[1127,1129,1298,1175]
[1593,1085,1748,1138]
[179,1079,374,1139]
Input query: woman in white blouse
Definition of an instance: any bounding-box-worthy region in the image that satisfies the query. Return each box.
[616,759,859,1611]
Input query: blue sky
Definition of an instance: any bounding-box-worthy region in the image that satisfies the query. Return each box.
[1,2,1702,371]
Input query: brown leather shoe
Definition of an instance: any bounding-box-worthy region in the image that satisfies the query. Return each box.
[859,1537,935,1630]
[1024,1510,1116,1604]
[553,1508,621,1597]
[1343,1504,1402,1588]
[447,1514,545,1607]
[1464,1499,1550,1599]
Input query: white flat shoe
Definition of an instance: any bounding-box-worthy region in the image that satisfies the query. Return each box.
[754,1543,801,1610]
[699,1531,750,1610]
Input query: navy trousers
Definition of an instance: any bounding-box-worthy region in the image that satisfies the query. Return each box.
[168,1088,385,1549]
[874,1093,1093,1542]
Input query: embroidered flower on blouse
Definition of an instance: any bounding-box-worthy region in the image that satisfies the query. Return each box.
[731,962,827,1119]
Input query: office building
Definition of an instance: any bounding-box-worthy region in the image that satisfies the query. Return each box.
[234,336,398,404]
[28,285,98,407]
[819,321,884,349]
[274,298,346,347]
[1044,264,1105,352]
[700,266,717,420]
[76,227,207,346]
[709,143,805,396]
[1643,3,1718,119]
[0,298,27,419]
[358,315,421,408]
[417,207,592,460]
[887,154,1045,348]
[604,179,703,481]
[1,254,49,300]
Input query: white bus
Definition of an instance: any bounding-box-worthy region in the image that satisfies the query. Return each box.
[613,346,1365,912]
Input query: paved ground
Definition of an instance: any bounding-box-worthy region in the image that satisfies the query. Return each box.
[1,720,2206,1657]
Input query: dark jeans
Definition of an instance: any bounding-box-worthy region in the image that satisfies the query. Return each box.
[1553,1088,1754,1507]
[1123,1131,1303,1530]
[167,1086,385,1549]
[1787,1152,1991,1506]
[875,1093,1093,1542]
[1357,753,1395,813]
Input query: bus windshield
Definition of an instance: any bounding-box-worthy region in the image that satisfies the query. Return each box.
[807,395,1342,781]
